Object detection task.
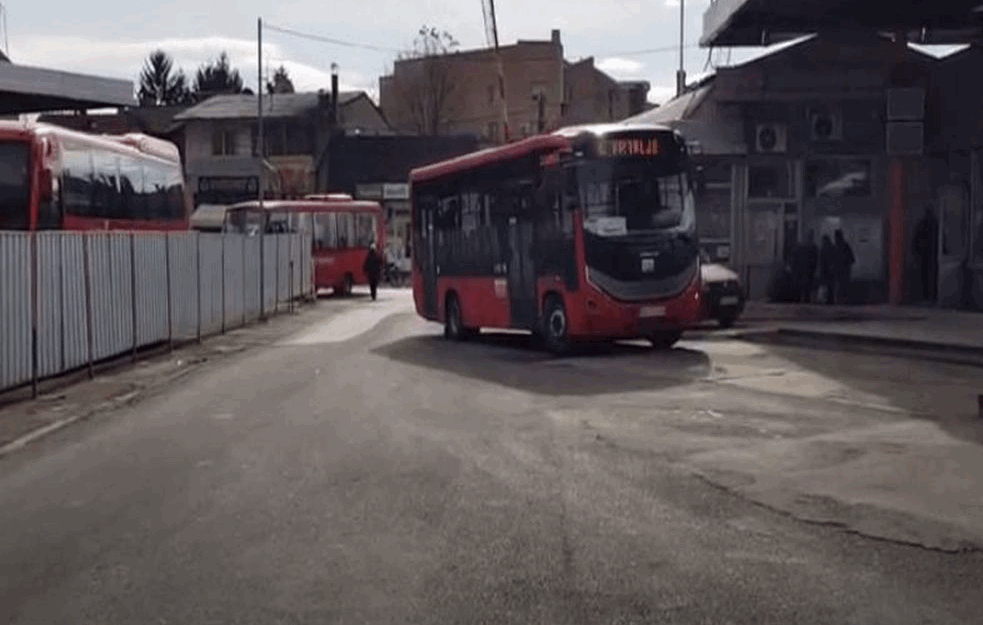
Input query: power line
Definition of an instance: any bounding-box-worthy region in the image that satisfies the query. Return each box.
[602,43,701,57]
[264,23,400,53]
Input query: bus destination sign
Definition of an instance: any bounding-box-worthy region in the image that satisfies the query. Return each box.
[597,137,661,158]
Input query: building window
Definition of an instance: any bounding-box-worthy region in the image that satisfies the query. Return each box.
[212,128,237,156]
[486,121,499,142]
[748,163,793,199]
[805,159,871,198]
[487,84,496,103]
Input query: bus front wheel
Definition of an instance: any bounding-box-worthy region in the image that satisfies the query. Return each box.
[542,295,570,355]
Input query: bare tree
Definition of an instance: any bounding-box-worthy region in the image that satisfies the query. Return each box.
[395,26,459,135]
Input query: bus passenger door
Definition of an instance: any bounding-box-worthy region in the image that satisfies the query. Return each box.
[507,216,538,328]
[422,207,438,318]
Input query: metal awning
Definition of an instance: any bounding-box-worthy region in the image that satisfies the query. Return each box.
[0,62,133,114]
[702,0,983,47]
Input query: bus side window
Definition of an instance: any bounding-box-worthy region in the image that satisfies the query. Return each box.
[337,211,354,248]
[314,212,337,249]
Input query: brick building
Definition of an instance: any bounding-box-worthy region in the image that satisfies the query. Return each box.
[379,30,651,143]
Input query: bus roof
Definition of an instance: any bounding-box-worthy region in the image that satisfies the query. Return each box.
[410,134,569,184]
[230,199,383,214]
[0,120,182,164]
[409,123,679,184]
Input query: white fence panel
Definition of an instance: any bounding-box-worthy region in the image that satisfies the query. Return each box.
[0,233,31,390]
[60,235,89,372]
[243,236,262,321]
[168,233,199,342]
[2,230,310,394]
[222,234,245,329]
[198,234,224,335]
[134,234,169,348]
[262,235,278,314]
[36,234,63,378]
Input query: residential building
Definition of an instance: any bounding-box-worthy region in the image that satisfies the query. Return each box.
[379,30,651,143]
[172,91,390,207]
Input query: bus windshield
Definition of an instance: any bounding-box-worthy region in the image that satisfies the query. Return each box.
[0,141,30,230]
[578,159,694,236]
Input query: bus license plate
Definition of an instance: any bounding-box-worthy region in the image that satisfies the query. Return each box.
[639,305,666,318]
[720,296,739,306]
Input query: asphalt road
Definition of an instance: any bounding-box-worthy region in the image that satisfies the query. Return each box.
[1,290,981,624]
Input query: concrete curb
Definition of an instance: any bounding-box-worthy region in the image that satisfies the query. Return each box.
[738,327,983,368]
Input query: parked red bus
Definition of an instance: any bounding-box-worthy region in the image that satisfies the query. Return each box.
[409,124,703,352]
[0,121,188,231]
[227,197,385,295]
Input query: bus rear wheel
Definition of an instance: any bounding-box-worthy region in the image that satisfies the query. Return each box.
[335,274,354,297]
[647,330,682,350]
[542,295,570,355]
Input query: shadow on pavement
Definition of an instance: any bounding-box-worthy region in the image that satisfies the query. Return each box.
[373,332,711,397]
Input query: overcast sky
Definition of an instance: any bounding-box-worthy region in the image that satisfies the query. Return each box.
[8,0,727,104]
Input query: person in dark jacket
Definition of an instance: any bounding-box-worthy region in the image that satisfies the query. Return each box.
[833,229,855,304]
[912,207,939,303]
[819,235,836,305]
[790,231,819,303]
[363,243,383,301]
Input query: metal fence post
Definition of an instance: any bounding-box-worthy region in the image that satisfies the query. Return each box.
[275,234,281,314]
[259,229,266,320]
[289,260,295,313]
[130,233,138,363]
[30,231,39,398]
[220,233,227,334]
[196,232,202,344]
[82,234,95,379]
[165,233,173,352]
[58,235,66,373]
[241,233,247,326]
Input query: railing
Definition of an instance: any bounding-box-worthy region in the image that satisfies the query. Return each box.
[0,231,314,395]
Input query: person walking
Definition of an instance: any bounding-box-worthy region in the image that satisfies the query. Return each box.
[912,207,939,303]
[833,229,855,304]
[819,234,836,305]
[363,242,383,301]
[790,231,819,303]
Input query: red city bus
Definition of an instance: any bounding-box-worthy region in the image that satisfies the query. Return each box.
[227,197,385,295]
[409,124,703,352]
[0,121,188,231]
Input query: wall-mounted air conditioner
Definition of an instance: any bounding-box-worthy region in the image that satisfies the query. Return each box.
[755,123,788,153]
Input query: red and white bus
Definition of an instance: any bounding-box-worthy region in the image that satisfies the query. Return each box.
[409,124,703,352]
[227,196,385,295]
[0,121,188,231]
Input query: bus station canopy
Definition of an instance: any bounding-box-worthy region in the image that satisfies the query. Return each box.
[702,0,983,47]
[0,61,133,114]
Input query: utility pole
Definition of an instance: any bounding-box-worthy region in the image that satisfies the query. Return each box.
[257,17,265,208]
[483,0,510,142]
[676,0,687,97]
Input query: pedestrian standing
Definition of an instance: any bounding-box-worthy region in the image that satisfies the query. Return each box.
[363,242,383,301]
[790,231,819,303]
[833,229,855,304]
[912,207,939,303]
[819,235,836,305]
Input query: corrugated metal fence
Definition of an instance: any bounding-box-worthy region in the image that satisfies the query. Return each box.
[1,231,313,394]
